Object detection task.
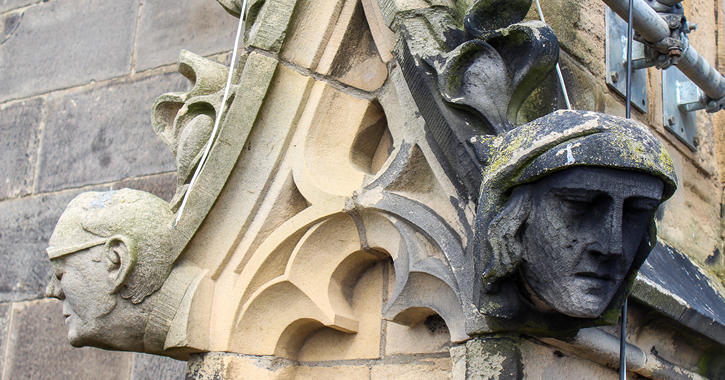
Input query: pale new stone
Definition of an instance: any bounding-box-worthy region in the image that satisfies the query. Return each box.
[295,365,370,379]
[297,263,384,361]
[370,358,452,380]
[315,0,388,91]
[280,0,345,69]
[385,318,451,355]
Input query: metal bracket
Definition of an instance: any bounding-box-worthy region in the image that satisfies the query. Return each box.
[662,66,698,150]
[606,7,648,113]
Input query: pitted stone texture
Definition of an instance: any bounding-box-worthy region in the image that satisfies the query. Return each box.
[370,358,451,380]
[134,0,237,71]
[36,72,187,193]
[131,353,186,380]
[296,365,370,379]
[0,0,39,12]
[0,303,9,377]
[0,0,138,102]
[0,192,79,301]
[385,314,451,355]
[0,97,43,201]
[526,0,606,78]
[4,299,131,380]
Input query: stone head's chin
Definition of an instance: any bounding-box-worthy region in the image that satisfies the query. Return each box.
[541,277,617,319]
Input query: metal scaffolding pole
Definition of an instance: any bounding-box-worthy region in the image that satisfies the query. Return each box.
[602,0,725,101]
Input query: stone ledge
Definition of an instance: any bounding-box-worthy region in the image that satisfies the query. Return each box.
[633,242,725,346]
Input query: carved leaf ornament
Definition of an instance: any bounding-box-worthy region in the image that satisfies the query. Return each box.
[45,0,678,361]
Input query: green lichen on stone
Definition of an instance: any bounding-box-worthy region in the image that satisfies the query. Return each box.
[696,347,725,378]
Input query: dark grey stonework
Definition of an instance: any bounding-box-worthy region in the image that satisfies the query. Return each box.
[36,71,187,193]
[112,172,179,203]
[4,299,131,380]
[131,353,187,380]
[0,303,10,377]
[135,0,237,71]
[635,243,725,346]
[0,97,43,201]
[0,0,39,13]
[0,192,80,301]
[0,0,138,102]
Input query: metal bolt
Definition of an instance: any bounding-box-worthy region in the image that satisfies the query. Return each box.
[668,116,676,126]
[611,72,619,83]
[693,136,700,148]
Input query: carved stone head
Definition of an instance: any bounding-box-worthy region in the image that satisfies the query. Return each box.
[469,110,677,329]
[45,189,175,351]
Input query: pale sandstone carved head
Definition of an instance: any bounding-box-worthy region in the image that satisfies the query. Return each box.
[45,189,175,351]
[470,110,677,322]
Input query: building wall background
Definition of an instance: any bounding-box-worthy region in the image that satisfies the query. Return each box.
[1,0,725,379]
[0,0,239,378]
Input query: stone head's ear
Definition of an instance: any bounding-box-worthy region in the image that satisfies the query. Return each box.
[104,235,137,295]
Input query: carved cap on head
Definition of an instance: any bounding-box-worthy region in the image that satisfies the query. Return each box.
[471,109,677,204]
[470,109,677,292]
[48,189,175,304]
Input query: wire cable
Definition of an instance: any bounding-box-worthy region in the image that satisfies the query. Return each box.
[534,0,572,109]
[174,0,248,227]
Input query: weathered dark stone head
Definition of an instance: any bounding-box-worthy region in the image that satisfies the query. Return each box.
[45,189,175,351]
[469,110,677,328]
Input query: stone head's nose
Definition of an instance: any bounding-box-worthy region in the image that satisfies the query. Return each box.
[45,277,65,300]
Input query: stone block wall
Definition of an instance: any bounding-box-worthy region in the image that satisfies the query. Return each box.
[0,0,239,378]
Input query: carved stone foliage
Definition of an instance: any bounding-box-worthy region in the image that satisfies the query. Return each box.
[44,0,679,366]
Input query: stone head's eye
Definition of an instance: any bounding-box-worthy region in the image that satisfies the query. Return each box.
[624,198,658,223]
[560,196,596,215]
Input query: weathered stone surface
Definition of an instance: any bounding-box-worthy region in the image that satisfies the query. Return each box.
[370,357,451,380]
[295,365,369,379]
[186,353,297,380]
[0,97,43,201]
[0,0,38,13]
[0,192,79,301]
[4,299,131,380]
[134,0,237,71]
[111,172,178,203]
[530,0,606,78]
[385,315,451,355]
[0,303,9,377]
[131,353,186,380]
[634,243,725,347]
[0,0,138,102]
[36,72,187,193]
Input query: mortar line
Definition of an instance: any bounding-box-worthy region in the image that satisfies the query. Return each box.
[28,170,177,199]
[1,303,16,380]
[0,0,43,17]
[30,95,49,196]
[1,49,233,107]
[379,259,389,360]
[249,47,385,102]
[130,0,143,75]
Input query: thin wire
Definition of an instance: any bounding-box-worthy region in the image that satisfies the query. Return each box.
[620,0,634,378]
[620,299,628,379]
[534,0,572,110]
[174,0,248,227]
